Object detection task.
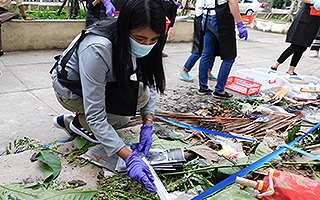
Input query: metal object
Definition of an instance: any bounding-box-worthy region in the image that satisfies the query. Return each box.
[141,157,172,200]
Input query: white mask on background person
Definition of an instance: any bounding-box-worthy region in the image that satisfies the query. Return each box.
[129,37,157,58]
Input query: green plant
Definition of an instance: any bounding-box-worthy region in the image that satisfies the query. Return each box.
[93,175,158,200]
[10,7,87,20]
[6,137,41,155]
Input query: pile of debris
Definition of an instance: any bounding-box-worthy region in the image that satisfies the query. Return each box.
[1,83,320,200]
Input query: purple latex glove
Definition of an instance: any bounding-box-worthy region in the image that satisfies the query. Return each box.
[137,124,153,156]
[237,21,248,40]
[125,151,156,194]
[103,0,116,17]
[172,0,180,7]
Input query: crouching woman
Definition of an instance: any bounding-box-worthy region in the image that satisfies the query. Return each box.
[51,0,166,194]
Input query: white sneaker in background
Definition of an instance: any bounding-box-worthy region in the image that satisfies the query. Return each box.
[309,52,319,58]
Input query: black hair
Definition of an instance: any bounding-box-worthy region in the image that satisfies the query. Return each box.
[113,0,166,94]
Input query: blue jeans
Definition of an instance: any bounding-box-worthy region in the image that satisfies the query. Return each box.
[183,53,200,72]
[183,53,214,73]
[199,15,235,93]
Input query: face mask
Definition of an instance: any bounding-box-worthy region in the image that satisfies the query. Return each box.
[129,37,157,58]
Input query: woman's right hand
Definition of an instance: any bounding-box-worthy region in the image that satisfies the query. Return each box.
[125,151,156,194]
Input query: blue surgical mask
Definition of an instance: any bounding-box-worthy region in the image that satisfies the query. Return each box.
[129,37,157,58]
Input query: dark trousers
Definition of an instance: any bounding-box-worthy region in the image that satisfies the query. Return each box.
[0,8,20,50]
[161,0,177,51]
[277,44,307,67]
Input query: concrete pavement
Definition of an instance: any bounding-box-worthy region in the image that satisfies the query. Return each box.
[0,28,319,189]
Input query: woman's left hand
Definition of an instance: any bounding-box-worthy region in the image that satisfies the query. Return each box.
[131,124,153,156]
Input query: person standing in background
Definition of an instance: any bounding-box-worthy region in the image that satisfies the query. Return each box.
[310,27,320,58]
[161,0,181,57]
[179,5,216,82]
[86,0,123,27]
[0,0,34,56]
[270,0,320,75]
[197,0,248,98]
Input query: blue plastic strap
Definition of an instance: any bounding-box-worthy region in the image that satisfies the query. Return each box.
[44,138,75,147]
[271,143,320,162]
[155,115,320,161]
[191,122,320,200]
[155,115,259,142]
[241,92,272,101]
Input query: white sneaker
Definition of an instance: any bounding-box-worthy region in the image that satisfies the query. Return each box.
[309,52,319,58]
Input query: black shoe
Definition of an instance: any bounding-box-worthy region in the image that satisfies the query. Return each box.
[53,115,77,138]
[290,71,298,76]
[0,49,3,57]
[198,88,213,95]
[287,71,303,81]
[70,115,100,143]
[162,53,168,57]
[268,66,277,74]
[212,91,233,99]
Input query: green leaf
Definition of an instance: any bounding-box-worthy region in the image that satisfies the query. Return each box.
[74,136,88,150]
[152,136,191,149]
[34,188,97,199]
[35,149,61,187]
[217,155,254,175]
[0,182,97,200]
[206,183,258,200]
[254,143,281,161]
[0,182,44,200]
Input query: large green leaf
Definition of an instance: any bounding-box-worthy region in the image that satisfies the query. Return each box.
[35,149,61,187]
[124,132,190,149]
[217,155,255,175]
[151,137,191,149]
[254,143,281,161]
[35,188,97,199]
[0,182,43,200]
[0,182,97,200]
[74,136,88,150]
[206,183,258,200]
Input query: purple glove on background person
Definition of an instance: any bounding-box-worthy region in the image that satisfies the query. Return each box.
[237,21,248,40]
[125,151,156,194]
[103,0,116,17]
[131,124,153,156]
[172,0,180,7]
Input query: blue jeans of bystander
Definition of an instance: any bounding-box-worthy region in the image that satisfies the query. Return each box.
[183,53,200,72]
[199,15,234,93]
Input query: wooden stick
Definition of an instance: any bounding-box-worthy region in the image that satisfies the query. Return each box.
[235,177,257,189]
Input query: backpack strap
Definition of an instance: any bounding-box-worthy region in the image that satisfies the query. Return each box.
[49,29,87,76]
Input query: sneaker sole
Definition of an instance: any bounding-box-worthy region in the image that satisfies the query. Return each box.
[197,92,213,95]
[53,116,74,138]
[212,94,232,99]
[70,122,100,143]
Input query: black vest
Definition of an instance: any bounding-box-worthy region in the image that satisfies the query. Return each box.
[50,18,139,116]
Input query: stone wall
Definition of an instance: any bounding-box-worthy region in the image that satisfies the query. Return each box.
[2,20,86,52]
[2,19,194,52]
[252,18,291,34]
[2,18,291,52]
